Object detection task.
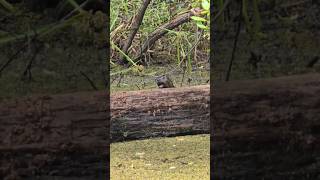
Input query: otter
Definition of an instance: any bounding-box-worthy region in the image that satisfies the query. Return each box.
[155,75,175,88]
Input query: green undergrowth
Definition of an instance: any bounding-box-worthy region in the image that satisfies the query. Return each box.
[110,0,210,85]
[111,134,210,180]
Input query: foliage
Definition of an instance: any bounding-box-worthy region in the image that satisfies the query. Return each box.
[191,0,210,31]
[241,0,266,41]
[212,0,320,81]
[0,0,15,13]
[214,0,224,31]
[0,1,107,47]
[110,0,210,82]
[0,2,108,98]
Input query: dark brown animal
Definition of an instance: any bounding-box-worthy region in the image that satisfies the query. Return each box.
[155,75,174,88]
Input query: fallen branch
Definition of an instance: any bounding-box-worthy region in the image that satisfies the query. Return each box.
[80,70,98,90]
[119,0,152,64]
[135,8,202,61]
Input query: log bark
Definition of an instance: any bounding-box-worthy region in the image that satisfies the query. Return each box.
[0,91,109,179]
[212,73,320,179]
[0,85,209,178]
[111,85,210,142]
[1,73,320,179]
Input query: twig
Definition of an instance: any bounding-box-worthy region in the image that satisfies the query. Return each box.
[60,0,90,21]
[116,73,124,87]
[212,0,232,23]
[180,66,187,87]
[306,56,319,68]
[21,48,39,81]
[21,32,42,81]
[0,35,38,76]
[80,71,98,90]
[225,1,242,81]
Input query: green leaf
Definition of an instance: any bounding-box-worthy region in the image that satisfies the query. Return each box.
[196,22,209,30]
[110,40,138,67]
[66,0,84,13]
[0,14,83,46]
[0,0,15,12]
[201,0,210,11]
[191,16,207,22]
[200,10,209,15]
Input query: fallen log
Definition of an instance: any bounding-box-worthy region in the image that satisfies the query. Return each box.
[0,84,210,178]
[111,85,210,142]
[1,73,319,179]
[212,73,320,179]
[0,91,108,179]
